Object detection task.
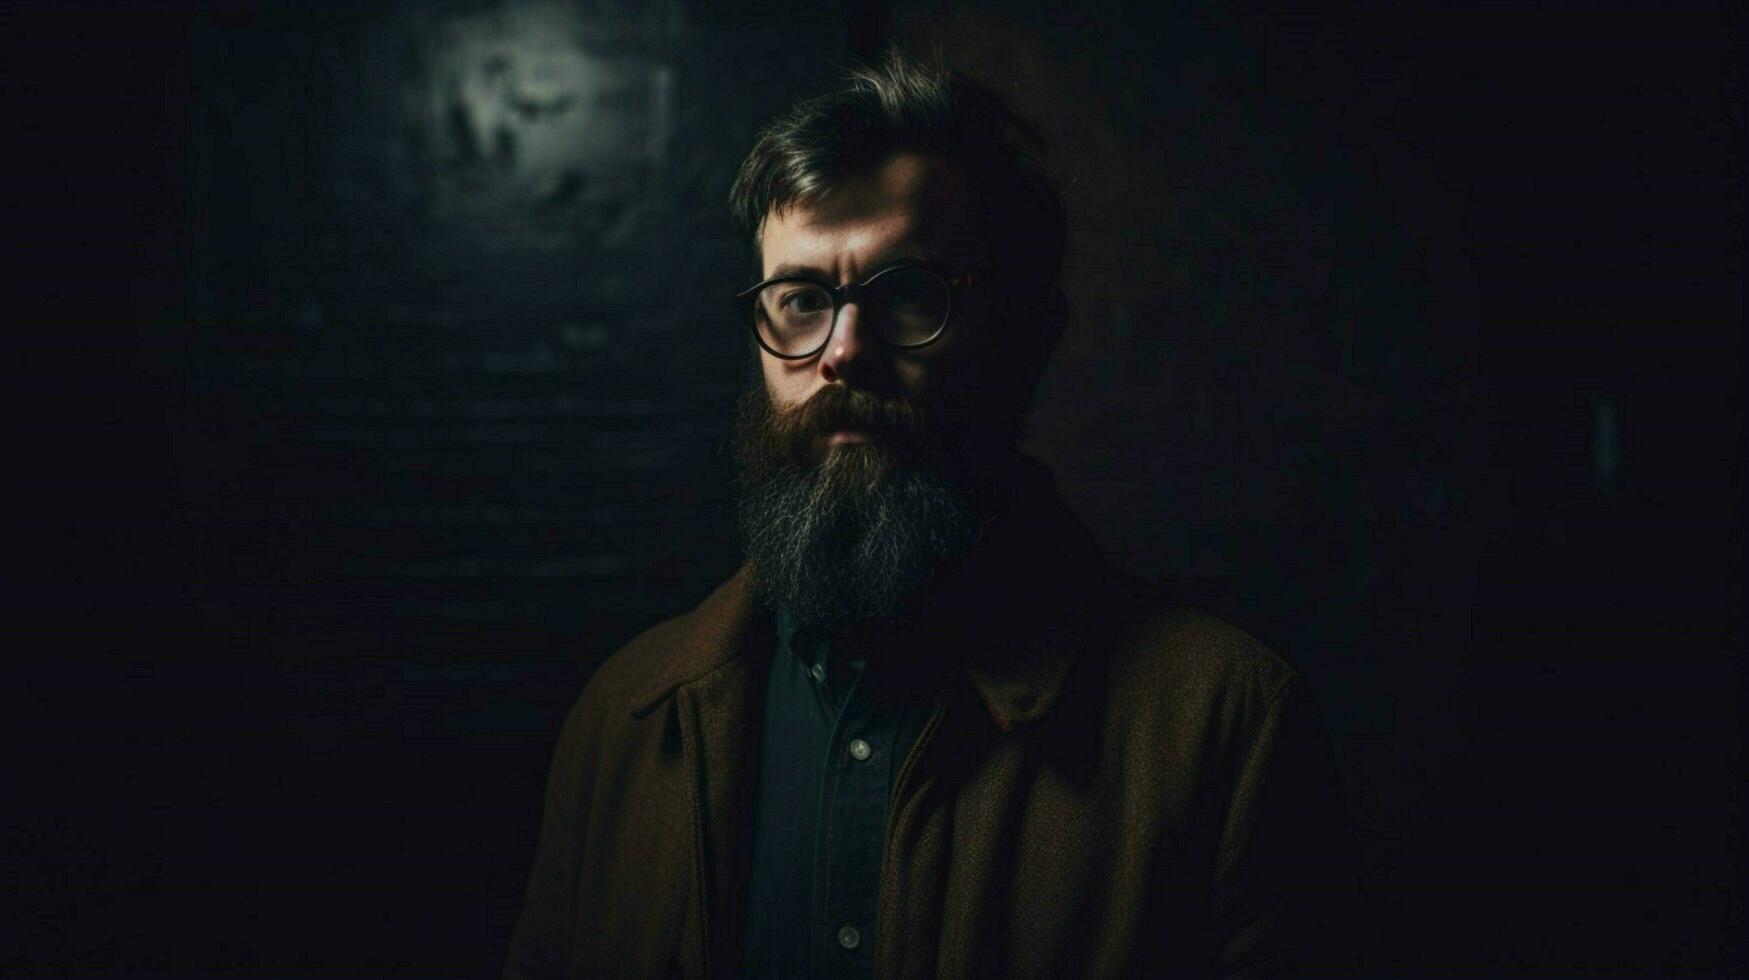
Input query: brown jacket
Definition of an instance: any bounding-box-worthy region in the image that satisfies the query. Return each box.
[505,480,1358,978]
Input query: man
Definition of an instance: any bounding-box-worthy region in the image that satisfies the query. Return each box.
[506,51,1357,979]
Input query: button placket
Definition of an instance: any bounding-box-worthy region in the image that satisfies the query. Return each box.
[816,666,882,972]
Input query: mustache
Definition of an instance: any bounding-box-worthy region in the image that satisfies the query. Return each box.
[736,384,931,473]
[783,385,926,446]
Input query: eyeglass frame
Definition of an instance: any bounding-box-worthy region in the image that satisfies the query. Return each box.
[732,261,980,361]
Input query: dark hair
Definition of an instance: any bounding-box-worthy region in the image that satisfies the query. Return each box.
[729,49,1067,297]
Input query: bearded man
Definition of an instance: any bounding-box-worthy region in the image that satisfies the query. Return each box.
[505,51,1358,980]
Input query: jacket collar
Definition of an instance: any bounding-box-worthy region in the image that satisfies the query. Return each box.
[628,566,767,718]
[629,456,1104,730]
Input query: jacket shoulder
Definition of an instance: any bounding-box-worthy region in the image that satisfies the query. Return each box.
[573,607,700,717]
[537,609,695,783]
[1099,572,1302,715]
[570,565,763,721]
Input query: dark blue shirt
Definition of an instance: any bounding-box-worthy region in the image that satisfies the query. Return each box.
[739,610,933,978]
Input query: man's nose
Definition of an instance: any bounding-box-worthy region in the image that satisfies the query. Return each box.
[817,301,879,386]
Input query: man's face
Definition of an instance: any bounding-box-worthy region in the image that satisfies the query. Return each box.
[734,152,1004,629]
[754,152,996,463]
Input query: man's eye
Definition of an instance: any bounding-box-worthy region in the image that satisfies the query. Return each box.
[779,290,830,315]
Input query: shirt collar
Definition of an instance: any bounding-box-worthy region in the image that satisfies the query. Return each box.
[774,607,828,668]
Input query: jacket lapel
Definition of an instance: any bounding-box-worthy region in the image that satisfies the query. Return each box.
[632,566,771,979]
[629,566,765,717]
[673,656,765,979]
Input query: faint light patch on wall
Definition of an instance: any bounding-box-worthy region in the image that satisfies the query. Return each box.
[418,1,673,221]
[331,0,678,338]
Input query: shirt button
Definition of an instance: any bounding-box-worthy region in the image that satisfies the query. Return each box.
[809,663,826,683]
[837,925,861,950]
[848,738,872,761]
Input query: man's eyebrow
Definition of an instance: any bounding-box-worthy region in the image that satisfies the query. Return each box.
[766,262,832,280]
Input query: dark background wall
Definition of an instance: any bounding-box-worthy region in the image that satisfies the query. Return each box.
[7,1,1741,976]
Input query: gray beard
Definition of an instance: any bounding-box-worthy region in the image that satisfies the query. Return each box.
[736,444,984,633]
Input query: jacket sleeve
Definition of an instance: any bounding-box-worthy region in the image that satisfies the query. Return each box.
[503,694,597,980]
[1210,678,1364,979]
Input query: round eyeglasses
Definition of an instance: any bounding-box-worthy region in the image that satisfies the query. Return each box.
[734,264,977,360]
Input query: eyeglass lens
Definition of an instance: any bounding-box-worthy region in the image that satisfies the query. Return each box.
[752,267,950,356]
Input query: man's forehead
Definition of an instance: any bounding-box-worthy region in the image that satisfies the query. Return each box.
[759,153,986,273]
